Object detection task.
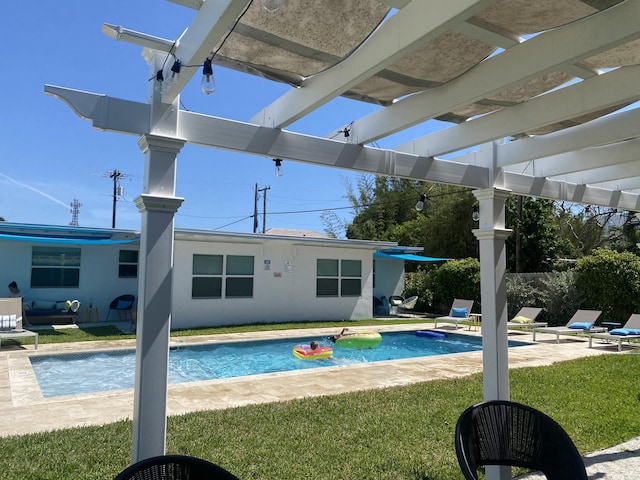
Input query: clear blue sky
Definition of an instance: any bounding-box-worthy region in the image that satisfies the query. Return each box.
[2,1,438,236]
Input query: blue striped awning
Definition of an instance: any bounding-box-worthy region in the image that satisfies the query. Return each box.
[0,233,138,245]
[374,252,449,262]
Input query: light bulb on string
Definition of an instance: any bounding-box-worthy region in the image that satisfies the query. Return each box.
[274,159,283,177]
[472,205,480,222]
[201,58,216,95]
[415,194,426,212]
[165,59,181,89]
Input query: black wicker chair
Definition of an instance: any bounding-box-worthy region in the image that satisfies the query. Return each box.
[106,294,136,323]
[455,400,587,480]
[113,454,240,480]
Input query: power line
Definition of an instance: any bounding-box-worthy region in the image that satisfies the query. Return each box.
[208,186,472,231]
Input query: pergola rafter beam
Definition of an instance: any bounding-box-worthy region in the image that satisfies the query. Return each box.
[357,0,640,148]
[44,85,150,134]
[44,85,488,187]
[597,177,640,192]
[180,110,490,186]
[502,172,640,211]
[250,0,494,128]
[453,18,521,50]
[393,65,640,160]
[46,84,640,212]
[507,137,640,178]
[153,0,251,104]
[495,107,640,168]
[166,0,203,10]
[551,161,640,186]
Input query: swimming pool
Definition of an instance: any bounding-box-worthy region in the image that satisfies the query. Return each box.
[30,331,526,397]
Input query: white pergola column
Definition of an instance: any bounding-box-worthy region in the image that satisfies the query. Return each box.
[473,187,512,480]
[473,187,512,399]
[131,134,185,462]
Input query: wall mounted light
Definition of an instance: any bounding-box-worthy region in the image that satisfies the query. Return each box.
[415,194,426,212]
[472,205,480,222]
[274,158,283,177]
[261,0,282,12]
[201,58,216,95]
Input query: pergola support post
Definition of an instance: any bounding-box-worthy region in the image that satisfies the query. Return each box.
[131,134,185,462]
[473,187,512,480]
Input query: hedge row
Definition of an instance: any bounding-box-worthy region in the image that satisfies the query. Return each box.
[403,249,640,324]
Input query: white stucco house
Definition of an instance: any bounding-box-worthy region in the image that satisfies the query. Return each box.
[0,222,440,329]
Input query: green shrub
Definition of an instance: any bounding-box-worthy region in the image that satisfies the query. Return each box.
[432,258,480,313]
[506,275,542,319]
[403,269,433,312]
[539,270,583,326]
[575,249,640,322]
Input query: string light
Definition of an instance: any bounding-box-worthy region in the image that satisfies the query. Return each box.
[274,159,283,177]
[201,58,216,94]
[415,194,426,212]
[472,205,480,222]
[165,59,181,89]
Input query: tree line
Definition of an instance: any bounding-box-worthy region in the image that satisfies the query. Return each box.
[322,174,640,273]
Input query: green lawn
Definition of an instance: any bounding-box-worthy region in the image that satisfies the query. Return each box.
[0,321,638,479]
[4,318,434,347]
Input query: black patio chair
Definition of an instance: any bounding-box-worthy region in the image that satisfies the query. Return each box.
[106,294,136,323]
[455,400,587,480]
[113,454,240,480]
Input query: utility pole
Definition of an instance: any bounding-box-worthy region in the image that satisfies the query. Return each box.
[253,184,270,233]
[253,184,259,233]
[103,169,128,228]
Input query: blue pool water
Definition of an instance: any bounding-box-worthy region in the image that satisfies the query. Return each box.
[30,331,526,397]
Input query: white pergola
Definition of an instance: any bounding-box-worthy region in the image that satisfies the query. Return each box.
[46,1,640,477]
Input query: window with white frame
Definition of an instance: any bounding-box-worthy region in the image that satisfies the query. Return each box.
[316,258,362,297]
[31,246,81,288]
[192,254,254,298]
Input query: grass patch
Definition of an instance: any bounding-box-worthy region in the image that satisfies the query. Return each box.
[0,354,638,479]
[0,326,134,348]
[5,318,432,348]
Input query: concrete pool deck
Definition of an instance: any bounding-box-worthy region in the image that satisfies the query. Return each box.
[0,322,626,438]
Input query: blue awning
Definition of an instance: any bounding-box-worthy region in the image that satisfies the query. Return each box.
[374,251,449,262]
[0,233,138,245]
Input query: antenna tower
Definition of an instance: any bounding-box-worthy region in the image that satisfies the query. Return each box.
[70,198,82,226]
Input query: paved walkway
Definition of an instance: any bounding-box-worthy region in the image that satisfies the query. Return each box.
[0,322,638,477]
[517,435,640,479]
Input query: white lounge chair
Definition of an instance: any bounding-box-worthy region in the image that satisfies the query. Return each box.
[532,309,604,344]
[589,314,640,351]
[434,299,474,329]
[0,298,38,350]
[507,307,546,332]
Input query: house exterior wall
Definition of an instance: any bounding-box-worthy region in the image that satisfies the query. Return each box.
[1,225,395,329]
[172,238,376,328]
[373,257,405,302]
[0,239,138,319]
